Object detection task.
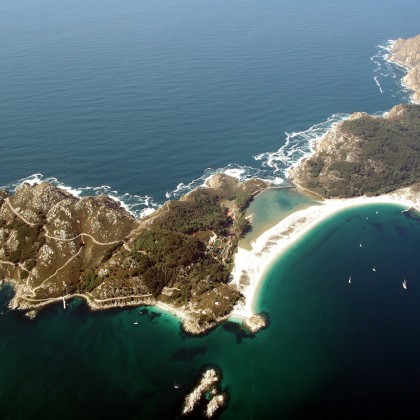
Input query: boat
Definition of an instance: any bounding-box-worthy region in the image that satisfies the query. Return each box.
[359,243,363,248]
[403,280,407,290]
[372,266,376,272]
[62,297,66,309]
[174,383,180,389]
[348,276,352,284]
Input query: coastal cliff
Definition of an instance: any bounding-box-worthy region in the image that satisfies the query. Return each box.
[290,104,420,198]
[390,34,420,103]
[0,175,267,334]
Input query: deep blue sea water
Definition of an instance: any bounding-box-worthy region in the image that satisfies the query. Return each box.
[0,0,419,210]
[1,0,420,418]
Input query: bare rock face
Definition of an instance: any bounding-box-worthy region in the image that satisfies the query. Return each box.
[243,313,268,333]
[0,182,135,307]
[390,34,420,103]
[206,173,268,199]
[206,173,240,192]
[10,182,76,224]
[182,368,227,418]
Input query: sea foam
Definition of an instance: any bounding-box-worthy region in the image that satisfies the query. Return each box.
[1,173,158,219]
[370,40,413,102]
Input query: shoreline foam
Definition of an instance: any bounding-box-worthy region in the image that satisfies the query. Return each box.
[230,188,420,319]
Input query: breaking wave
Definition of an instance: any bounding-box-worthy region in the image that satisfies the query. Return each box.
[4,38,412,216]
[253,113,350,178]
[370,40,413,102]
[1,112,352,215]
[1,173,158,219]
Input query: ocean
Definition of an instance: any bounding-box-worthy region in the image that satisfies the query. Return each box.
[0,0,420,418]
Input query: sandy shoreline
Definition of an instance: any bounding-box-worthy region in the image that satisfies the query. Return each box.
[230,188,420,319]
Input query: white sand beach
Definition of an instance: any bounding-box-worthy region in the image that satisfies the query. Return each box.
[230,187,420,319]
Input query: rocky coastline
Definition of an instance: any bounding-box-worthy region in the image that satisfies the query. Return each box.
[390,34,420,103]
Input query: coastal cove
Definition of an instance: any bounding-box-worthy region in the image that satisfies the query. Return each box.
[2,198,420,418]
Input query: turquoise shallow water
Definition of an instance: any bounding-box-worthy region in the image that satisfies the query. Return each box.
[1,202,420,419]
[242,188,318,248]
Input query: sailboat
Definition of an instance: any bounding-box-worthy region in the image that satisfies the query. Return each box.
[403,279,407,290]
[372,266,376,272]
[348,276,352,284]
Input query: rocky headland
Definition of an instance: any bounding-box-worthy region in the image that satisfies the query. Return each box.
[290,104,420,198]
[390,34,420,103]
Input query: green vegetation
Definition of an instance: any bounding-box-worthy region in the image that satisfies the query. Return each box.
[131,229,229,297]
[80,270,101,293]
[235,190,253,211]
[153,189,230,234]
[6,219,44,265]
[297,105,420,198]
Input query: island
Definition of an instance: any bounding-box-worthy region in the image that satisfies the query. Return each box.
[0,173,266,334]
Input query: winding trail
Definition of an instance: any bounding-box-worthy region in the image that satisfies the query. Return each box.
[31,246,83,295]
[0,260,29,272]
[43,228,121,246]
[5,198,37,226]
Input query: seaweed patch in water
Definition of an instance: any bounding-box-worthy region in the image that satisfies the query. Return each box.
[172,346,207,362]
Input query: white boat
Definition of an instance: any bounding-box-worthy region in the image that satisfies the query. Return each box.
[134,321,139,325]
[174,383,180,389]
[359,243,363,248]
[348,276,352,284]
[403,280,407,290]
[62,297,66,309]
[372,266,376,272]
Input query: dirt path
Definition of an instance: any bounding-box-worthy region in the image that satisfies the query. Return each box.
[30,246,83,295]
[5,198,37,226]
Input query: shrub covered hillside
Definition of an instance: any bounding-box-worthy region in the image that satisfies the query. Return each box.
[290,104,420,198]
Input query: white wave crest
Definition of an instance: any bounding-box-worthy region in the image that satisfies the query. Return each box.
[370,40,413,102]
[1,174,158,219]
[165,164,280,200]
[254,113,350,178]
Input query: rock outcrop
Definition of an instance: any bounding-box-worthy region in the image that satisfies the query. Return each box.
[390,34,420,104]
[182,368,226,418]
[243,313,268,333]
